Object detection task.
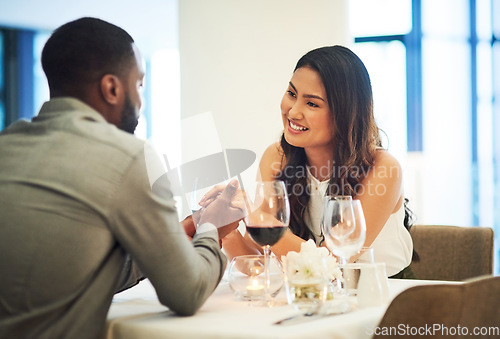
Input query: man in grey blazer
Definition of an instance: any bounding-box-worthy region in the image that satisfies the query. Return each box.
[0,17,244,339]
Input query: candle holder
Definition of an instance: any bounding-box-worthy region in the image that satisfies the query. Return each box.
[228,255,283,301]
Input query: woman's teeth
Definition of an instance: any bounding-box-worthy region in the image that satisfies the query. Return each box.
[290,121,308,131]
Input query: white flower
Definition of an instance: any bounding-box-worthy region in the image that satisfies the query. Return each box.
[282,239,342,283]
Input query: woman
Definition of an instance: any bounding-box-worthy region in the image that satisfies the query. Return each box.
[209,45,415,278]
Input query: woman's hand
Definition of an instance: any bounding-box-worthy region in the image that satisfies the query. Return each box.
[198,184,225,207]
[198,179,247,239]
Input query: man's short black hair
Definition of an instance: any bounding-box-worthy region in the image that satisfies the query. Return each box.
[41,17,135,95]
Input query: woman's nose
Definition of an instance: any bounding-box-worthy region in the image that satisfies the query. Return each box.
[287,101,303,119]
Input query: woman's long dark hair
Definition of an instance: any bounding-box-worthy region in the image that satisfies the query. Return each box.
[275,46,414,243]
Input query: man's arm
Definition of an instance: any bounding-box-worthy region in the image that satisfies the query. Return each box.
[114,254,145,293]
[108,144,228,316]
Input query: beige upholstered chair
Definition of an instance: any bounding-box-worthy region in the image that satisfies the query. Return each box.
[409,225,494,281]
[373,276,500,339]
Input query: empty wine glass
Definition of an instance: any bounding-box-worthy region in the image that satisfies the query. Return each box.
[322,197,366,265]
[244,180,290,306]
[350,199,367,257]
[322,197,366,300]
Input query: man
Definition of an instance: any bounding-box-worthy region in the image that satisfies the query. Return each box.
[0,17,243,339]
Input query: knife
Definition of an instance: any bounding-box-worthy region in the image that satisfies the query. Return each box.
[274,309,346,326]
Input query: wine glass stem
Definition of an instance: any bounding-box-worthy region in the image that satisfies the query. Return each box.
[263,245,272,306]
[338,257,348,293]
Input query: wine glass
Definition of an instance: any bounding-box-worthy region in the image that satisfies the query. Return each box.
[323,197,366,299]
[244,180,290,306]
[322,197,366,265]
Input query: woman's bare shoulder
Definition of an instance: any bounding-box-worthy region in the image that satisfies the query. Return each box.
[362,149,403,195]
[262,142,284,161]
[258,142,285,180]
[370,150,404,212]
[373,149,402,174]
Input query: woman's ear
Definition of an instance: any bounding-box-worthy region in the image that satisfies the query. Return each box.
[100,74,124,105]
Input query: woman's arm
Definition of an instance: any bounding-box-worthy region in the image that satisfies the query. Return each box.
[266,229,304,257]
[356,150,404,248]
[222,142,307,259]
[222,229,262,261]
[222,227,305,260]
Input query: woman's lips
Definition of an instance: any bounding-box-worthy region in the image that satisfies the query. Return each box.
[288,120,308,134]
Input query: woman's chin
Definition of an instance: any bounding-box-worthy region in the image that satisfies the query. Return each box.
[283,133,303,148]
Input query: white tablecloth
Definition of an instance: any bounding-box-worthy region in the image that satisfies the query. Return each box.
[105,278,455,339]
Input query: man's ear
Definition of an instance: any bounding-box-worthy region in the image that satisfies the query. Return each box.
[100,74,124,105]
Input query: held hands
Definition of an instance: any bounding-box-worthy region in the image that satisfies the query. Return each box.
[197,179,247,239]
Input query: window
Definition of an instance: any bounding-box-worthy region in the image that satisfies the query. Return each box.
[350,0,499,273]
[33,32,50,114]
[0,27,37,129]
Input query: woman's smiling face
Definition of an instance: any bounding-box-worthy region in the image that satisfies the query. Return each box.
[281,66,334,153]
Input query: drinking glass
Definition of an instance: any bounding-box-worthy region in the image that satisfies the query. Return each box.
[322,197,366,265]
[322,197,366,301]
[244,180,290,306]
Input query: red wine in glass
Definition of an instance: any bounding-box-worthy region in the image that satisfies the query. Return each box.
[246,226,287,247]
[244,180,290,306]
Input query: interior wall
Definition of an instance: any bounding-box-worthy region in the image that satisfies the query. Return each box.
[178,0,351,182]
[0,0,178,57]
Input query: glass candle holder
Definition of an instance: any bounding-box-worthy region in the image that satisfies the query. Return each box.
[228,255,283,301]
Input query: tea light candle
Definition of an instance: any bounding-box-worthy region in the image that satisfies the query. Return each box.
[246,278,264,297]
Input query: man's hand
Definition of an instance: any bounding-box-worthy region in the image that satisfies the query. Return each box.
[198,179,247,239]
[181,215,196,240]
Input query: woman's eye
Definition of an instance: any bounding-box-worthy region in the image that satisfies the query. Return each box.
[307,101,319,108]
[287,90,296,98]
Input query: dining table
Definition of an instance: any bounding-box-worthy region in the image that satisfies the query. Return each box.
[104,273,458,339]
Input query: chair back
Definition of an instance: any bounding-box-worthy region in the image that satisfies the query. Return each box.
[373,276,500,339]
[409,225,493,281]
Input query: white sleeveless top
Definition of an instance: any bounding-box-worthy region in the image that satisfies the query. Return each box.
[305,168,413,276]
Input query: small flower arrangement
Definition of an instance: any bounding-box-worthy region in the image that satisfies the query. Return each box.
[283,240,342,303]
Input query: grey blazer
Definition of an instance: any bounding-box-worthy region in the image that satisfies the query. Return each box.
[0,98,226,339]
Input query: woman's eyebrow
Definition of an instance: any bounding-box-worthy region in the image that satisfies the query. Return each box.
[289,81,325,102]
[304,93,325,102]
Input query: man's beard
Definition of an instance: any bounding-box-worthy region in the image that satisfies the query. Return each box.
[120,94,139,134]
